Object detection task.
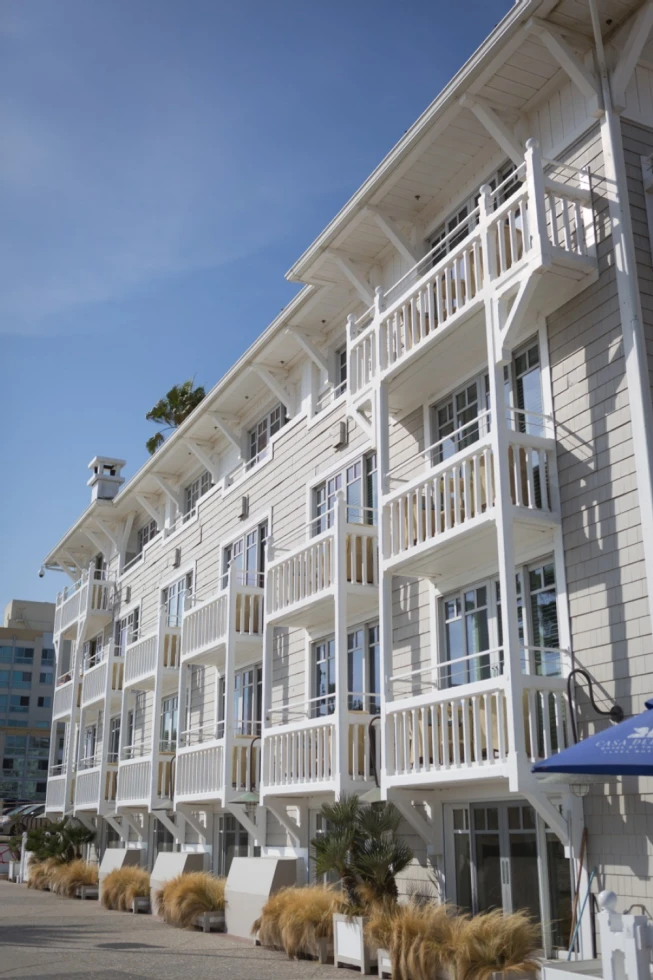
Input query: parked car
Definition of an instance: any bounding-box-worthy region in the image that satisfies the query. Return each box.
[0,803,45,835]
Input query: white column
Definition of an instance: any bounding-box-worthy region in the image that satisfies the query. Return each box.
[222,567,238,799]
[333,491,349,793]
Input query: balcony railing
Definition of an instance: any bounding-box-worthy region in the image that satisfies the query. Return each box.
[384,422,555,565]
[348,143,594,396]
[263,714,378,790]
[116,757,152,804]
[181,575,264,664]
[266,507,378,621]
[55,565,114,636]
[45,773,67,810]
[124,621,180,687]
[74,767,101,807]
[52,678,75,718]
[81,655,123,707]
[176,740,224,799]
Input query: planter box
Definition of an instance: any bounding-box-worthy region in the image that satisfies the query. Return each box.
[131,896,151,914]
[76,885,99,900]
[333,914,377,975]
[378,948,392,978]
[195,911,226,933]
[316,937,333,965]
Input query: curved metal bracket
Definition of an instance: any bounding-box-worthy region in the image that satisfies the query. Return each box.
[567,667,624,743]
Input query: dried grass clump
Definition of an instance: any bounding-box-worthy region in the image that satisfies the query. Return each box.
[156,872,226,928]
[27,857,63,891]
[367,901,463,980]
[49,859,98,897]
[253,886,345,959]
[454,909,540,980]
[101,866,150,911]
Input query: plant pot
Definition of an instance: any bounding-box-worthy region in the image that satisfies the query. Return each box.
[378,947,392,978]
[333,914,377,975]
[131,896,151,914]
[316,937,334,964]
[76,885,99,900]
[194,910,225,933]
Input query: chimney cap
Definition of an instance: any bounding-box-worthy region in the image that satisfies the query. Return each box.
[87,455,126,473]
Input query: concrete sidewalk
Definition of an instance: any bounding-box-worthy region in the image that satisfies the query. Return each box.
[0,880,341,979]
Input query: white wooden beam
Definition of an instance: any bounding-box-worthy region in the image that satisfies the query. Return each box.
[285,326,329,373]
[152,474,183,511]
[61,550,85,575]
[530,20,600,105]
[393,799,433,846]
[611,1,653,108]
[264,801,302,846]
[91,518,121,553]
[460,95,524,166]
[83,528,108,558]
[367,208,421,265]
[498,272,542,356]
[226,803,260,843]
[183,438,221,483]
[522,788,569,844]
[329,251,375,306]
[351,405,373,440]
[250,364,293,413]
[118,812,144,840]
[119,512,135,553]
[103,814,128,842]
[135,493,165,529]
[176,806,206,840]
[208,413,243,455]
[152,810,180,841]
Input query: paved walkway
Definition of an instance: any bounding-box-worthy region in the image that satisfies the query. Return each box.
[0,880,341,980]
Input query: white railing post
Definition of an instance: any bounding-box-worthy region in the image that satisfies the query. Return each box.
[222,564,239,796]
[524,138,551,267]
[347,313,357,395]
[333,491,349,790]
[375,286,385,374]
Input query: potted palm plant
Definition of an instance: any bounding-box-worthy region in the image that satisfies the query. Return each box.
[311,795,413,974]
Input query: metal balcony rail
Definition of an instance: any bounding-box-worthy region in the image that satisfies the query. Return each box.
[388,411,492,484]
[48,763,66,777]
[268,691,376,725]
[78,754,100,771]
[315,378,347,414]
[121,742,151,761]
[179,724,222,746]
[56,670,74,687]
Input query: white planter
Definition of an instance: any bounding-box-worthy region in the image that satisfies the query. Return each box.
[378,947,392,978]
[333,914,377,975]
[194,910,226,933]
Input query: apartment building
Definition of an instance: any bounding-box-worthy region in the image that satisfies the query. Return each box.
[0,600,55,803]
[42,0,653,956]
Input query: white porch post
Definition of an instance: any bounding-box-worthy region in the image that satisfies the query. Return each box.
[222,566,238,800]
[333,491,349,794]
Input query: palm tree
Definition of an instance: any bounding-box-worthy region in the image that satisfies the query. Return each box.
[311,795,413,909]
[145,379,206,454]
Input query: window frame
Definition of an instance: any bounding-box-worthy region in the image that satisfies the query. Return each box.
[184,470,212,517]
[311,450,377,535]
[137,517,159,554]
[247,403,287,470]
[310,620,380,718]
[222,520,268,589]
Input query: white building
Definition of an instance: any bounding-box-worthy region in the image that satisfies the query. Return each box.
[43,0,653,957]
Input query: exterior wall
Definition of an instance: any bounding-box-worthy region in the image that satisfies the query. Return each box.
[547,122,653,905]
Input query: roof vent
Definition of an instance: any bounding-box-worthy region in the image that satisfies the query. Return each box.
[87,456,126,502]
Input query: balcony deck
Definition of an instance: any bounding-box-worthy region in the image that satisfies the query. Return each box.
[383,427,559,579]
[123,627,180,692]
[348,148,597,417]
[52,676,77,720]
[80,653,123,709]
[116,750,174,809]
[181,581,264,667]
[74,762,118,813]
[54,567,114,638]
[174,731,261,805]
[45,770,68,813]
[261,712,379,798]
[266,519,378,628]
[385,654,569,790]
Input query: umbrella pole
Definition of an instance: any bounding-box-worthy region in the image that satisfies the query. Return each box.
[567,867,596,961]
[569,826,588,946]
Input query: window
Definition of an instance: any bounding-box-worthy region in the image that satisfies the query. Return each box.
[6,695,30,714]
[217,664,263,738]
[115,608,140,655]
[83,633,104,669]
[37,697,51,708]
[83,724,97,764]
[0,671,9,688]
[430,374,489,463]
[163,572,193,628]
[222,521,268,588]
[184,470,212,516]
[36,782,47,795]
[8,720,28,728]
[313,452,377,534]
[4,736,27,752]
[0,648,12,664]
[41,649,54,664]
[27,736,49,755]
[137,518,158,554]
[160,695,178,751]
[10,671,32,690]
[248,404,286,468]
[440,559,562,688]
[39,671,53,685]
[35,721,50,729]
[312,622,380,717]
[108,717,120,763]
[2,759,16,773]
[14,648,33,664]
[427,161,521,264]
[335,345,347,398]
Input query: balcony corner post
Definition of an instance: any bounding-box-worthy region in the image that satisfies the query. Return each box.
[524,138,551,268]
[374,286,385,374]
[223,564,239,797]
[378,569,393,789]
[347,313,357,397]
[333,491,349,793]
[260,621,275,790]
[478,183,498,283]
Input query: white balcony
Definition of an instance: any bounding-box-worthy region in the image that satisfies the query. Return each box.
[52,677,76,719]
[383,417,558,578]
[116,756,152,807]
[385,648,569,789]
[80,653,123,708]
[174,729,261,805]
[54,566,114,638]
[45,770,68,812]
[74,762,118,812]
[124,626,180,691]
[266,509,378,628]
[181,577,264,667]
[348,142,597,413]
[262,712,379,797]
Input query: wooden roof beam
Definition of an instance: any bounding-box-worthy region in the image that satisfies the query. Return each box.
[208,413,242,455]
[250,364,294,414]
[328,251,375,306]
[285,326,329,373]
[134,493,165,530]
[611,1,653,109]
[529,19,601,114]
[183,438,221,484]
[459,94,524,165]
[367,207,421,265]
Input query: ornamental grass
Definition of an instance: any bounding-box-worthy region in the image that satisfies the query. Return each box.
[156,872,226,928]
[101,866,150,911]
[454,909,540,980]
[48,859,98,897]
[27,857,63,891]
[253,885,346,959]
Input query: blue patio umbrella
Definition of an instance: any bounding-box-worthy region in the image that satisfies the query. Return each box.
[533,698,653,777]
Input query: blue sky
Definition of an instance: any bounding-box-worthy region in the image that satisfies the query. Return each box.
[1,0,511,609]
